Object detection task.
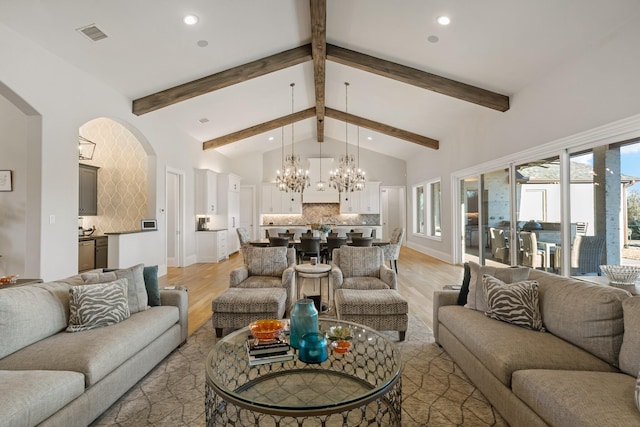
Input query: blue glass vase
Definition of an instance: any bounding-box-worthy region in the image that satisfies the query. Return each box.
[289,298,318,349]
[298,332,328,363]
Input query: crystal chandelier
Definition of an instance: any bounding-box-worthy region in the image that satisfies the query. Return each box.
[329,82,366,193]
[275,83,310,193]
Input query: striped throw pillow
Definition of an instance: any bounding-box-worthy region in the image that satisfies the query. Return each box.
[482,274,545,331]
[67,279,130,332]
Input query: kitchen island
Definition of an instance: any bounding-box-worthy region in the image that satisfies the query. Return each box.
[105,230,165,275]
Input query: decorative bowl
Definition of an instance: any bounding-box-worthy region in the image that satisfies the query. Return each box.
[600,265,640,286]
[248,319,285,341]
[325,326,353,342]
[331,340,353,354]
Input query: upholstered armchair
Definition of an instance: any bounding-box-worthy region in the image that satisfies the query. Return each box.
[330,245,408,340]
[519,231,544,269]
[230,246,296,308]
[331,246,397,291]
[382,228,405,272]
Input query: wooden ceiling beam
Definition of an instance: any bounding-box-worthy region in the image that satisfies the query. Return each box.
[325,107,439,150]
[132,45,313,116]
[202,107,316,150]
[310,0,327,142]
[326,44,510,112]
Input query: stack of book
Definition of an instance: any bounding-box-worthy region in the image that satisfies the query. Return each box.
[246,335,294,366]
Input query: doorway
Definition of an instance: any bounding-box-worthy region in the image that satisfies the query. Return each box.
[381,186,406,241]
[166,168,185,267]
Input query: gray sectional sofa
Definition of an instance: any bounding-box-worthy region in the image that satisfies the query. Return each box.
[434,267,640,427]
[0,269,188,427]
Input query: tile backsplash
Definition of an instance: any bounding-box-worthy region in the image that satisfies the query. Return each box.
[262,203,380,226]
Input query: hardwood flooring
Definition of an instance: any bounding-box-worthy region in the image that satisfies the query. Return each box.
[160,246,464,336]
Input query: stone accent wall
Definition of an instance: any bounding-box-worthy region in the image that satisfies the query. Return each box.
[262,203,380,226]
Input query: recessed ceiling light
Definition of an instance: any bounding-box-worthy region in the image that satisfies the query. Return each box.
[427,35,439,43]
[437,15,451,26]
[367,137,373,141]
[184,15,199,25]
[197,40,208,48]
[198,117,209,124]
[268,136,274,141]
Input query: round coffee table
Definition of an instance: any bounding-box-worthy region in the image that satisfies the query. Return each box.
[205,319,402,426]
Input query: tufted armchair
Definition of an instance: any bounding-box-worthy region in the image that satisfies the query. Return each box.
[212,246,296,337]
[382,228,405,273]
[330,245,408,340]
[331,246,397,291]
[231,246,296,308]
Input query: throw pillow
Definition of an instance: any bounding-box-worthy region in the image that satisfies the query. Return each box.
[143,265,161,306]
[456,262,471,306]
[465,261,530,312]
[67,279,130,332]
[247,247,288,277]
[82,264,147,313]
[482,274,545,331]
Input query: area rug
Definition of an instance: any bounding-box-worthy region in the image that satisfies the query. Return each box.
[90,316,507,427]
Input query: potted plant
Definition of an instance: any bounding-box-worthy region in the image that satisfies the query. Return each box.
[311,223,331,238]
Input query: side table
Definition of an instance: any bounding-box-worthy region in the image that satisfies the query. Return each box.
[295,263,331,313]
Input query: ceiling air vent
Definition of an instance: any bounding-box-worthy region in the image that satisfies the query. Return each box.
[76,24,108,42]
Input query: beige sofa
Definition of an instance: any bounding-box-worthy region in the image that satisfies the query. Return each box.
[0,269,188,427]
[434,268,640,427]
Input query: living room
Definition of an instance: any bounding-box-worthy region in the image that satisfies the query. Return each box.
[2,1,640,426]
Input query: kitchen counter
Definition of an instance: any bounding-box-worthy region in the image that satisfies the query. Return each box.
[196,229,227,232]
[105,230,158,235]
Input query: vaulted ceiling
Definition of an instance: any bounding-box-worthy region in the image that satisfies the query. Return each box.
[1,0,639,160]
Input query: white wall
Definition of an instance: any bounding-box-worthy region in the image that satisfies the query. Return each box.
[0,22,230,281]
[406,18,640,262]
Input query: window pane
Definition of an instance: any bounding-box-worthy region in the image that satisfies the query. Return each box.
[429,181,441,237]
[515,156,561,273]
[481,169,510,266]
[414,185,424,234]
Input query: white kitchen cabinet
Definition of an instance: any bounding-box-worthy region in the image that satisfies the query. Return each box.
[339,191,361,213]
[360,181,381,214]
[218,173,241,254]
[261,183,282,214]
[261,183,301,214]
[196,231,227,262]
[281,191,302,214]
[339,181,380,214]
[195,169,217,215]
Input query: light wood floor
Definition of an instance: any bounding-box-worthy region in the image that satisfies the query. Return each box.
[160,246,464,336]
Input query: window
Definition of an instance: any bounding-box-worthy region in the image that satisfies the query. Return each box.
[414,185,425,234]
[429,180,442,238]
[413,179,441,239]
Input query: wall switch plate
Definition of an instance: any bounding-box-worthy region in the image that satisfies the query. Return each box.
[49,214,55,224]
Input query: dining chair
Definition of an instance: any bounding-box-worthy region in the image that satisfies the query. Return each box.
[278,233,295,239]
[268,237,290,247]
[298,237,322,264]
[382,228,405,273]
[347,232,363,240]
[350,237,373,247]
[322,236,348,263]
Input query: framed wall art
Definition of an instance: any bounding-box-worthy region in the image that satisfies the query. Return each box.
[0,170,13,192]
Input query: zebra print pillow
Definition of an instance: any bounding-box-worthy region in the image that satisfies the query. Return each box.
[482,274,545,331]
[67,279,130,332]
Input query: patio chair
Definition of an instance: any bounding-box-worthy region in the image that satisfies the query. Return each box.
[490,227,509,263]
[519,231,544,269]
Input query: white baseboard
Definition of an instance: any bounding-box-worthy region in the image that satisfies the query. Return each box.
[405,241,454,265]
